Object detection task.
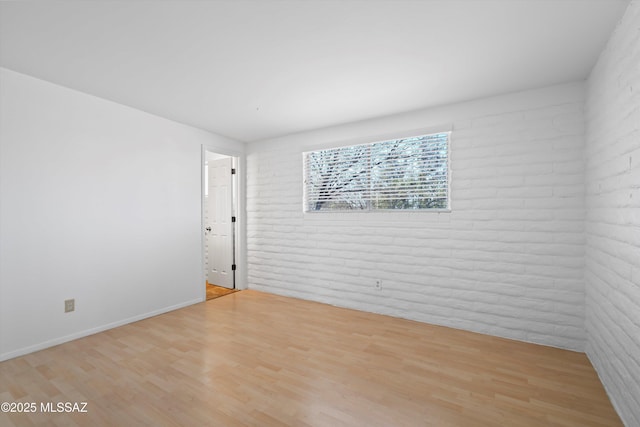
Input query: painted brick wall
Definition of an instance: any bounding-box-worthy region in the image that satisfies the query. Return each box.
[585,1,640,426]
[246,83,586,351]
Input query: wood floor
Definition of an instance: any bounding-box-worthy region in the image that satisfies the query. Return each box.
[206,283,238,300]
[0,291,622,426]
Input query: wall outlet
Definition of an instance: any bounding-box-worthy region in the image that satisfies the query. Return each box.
[375,279,382,290]
[64,299,75,313]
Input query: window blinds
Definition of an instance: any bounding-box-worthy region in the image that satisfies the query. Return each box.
[304,132,449,211]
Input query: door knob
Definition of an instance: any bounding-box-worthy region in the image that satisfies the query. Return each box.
[206,227,212,232]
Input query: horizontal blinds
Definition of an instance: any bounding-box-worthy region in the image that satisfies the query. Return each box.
[304,132,449,211]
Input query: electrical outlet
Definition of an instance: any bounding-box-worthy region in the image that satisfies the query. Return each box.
[64,299,75,313]
[375,279,382,290]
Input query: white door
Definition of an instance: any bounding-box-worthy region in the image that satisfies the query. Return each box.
[206,157,234,288]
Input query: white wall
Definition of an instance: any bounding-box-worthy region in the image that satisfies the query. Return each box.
[0,68,244,361]
[247,82,586,351]
[585,1,640,426]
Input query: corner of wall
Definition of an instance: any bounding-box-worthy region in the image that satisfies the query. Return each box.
[584,1,640,425]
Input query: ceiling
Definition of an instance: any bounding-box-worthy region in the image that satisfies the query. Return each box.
[0,0,630,143]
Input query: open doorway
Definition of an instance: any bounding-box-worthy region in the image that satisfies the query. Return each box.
[204,150,238,300]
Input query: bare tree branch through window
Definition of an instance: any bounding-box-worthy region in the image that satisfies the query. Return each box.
[304,133,449,211]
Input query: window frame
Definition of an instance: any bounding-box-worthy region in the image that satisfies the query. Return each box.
[302,130,451,213]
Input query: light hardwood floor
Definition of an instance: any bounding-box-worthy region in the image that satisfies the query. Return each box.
[0,290,622,426]
[206,283,238,301]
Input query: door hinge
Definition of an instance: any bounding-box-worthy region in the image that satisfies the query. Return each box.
[231,216,236,223]
[231,264,236,271]
[231,168,236,175]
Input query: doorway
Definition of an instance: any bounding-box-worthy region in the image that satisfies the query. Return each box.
[204,150,238,297]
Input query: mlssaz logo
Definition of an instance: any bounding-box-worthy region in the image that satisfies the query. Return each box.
[40,402,88,413]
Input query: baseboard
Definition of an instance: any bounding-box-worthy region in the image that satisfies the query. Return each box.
[0,298,202,362]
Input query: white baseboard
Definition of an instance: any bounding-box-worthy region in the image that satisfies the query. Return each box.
[0,298,202,362]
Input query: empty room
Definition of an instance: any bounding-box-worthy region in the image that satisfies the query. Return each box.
[0,0,638,426]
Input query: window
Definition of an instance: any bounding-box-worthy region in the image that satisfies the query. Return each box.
[304,132,450,211]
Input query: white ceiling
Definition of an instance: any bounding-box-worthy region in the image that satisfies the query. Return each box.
[0,0,630,143]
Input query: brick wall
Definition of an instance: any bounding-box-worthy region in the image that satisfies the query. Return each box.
[247,83,586,351]
[585,1,640,425]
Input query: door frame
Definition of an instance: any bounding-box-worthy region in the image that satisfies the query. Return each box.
[200,145,246,301]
